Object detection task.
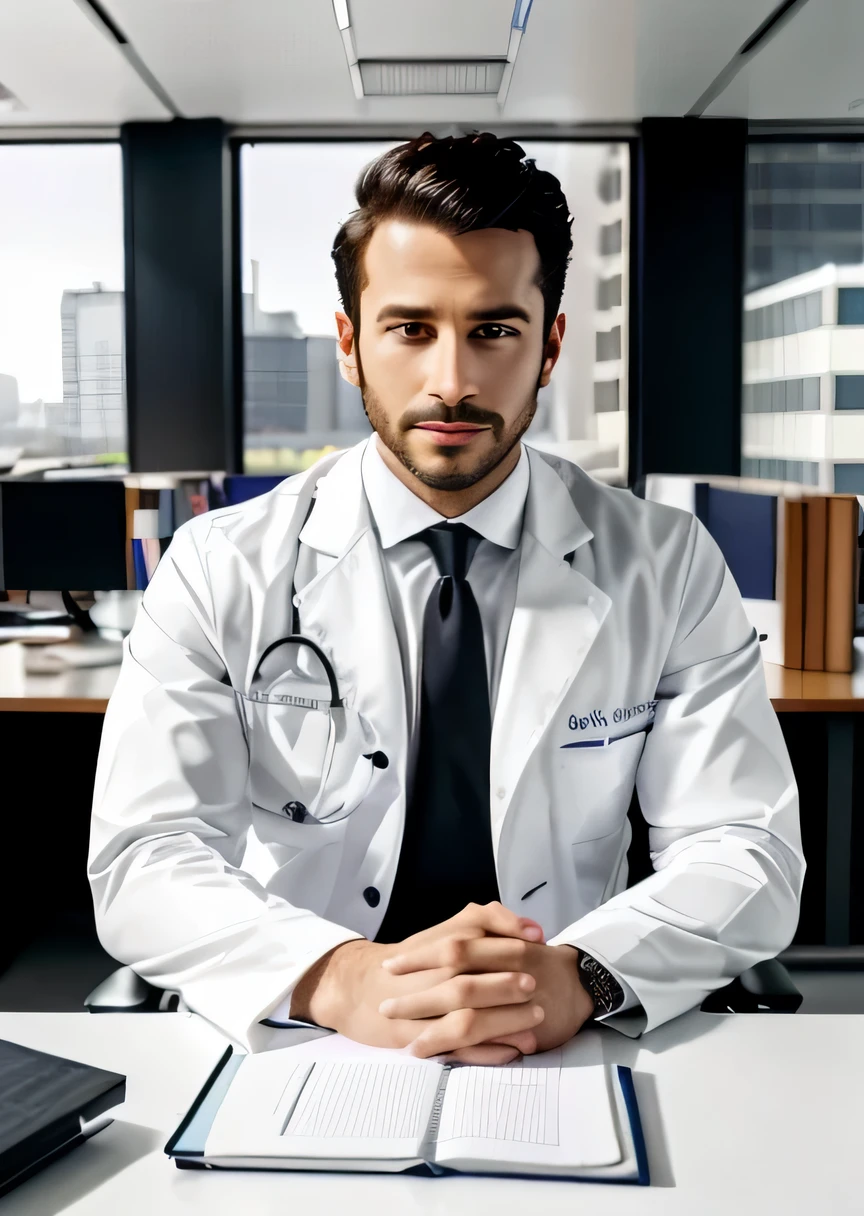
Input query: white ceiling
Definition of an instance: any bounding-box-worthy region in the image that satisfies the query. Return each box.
[0,0,860,128]
[0,0,171,125]
[349,0,514,60]
[707,0,864,120]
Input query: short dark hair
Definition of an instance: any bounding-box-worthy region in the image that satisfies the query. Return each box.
[331,130,573,343]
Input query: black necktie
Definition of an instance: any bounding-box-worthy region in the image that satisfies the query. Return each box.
[376,523,500,942]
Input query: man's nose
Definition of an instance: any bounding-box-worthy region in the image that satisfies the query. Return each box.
[425,332,479,408]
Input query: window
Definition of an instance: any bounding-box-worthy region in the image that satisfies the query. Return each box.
[239,140,630,483]
[838,288,864,325]
[834,464,864,493]
[743,142,864,491]
[596,327,621,361]
[0,144,126,466]
[596,275,622,310]
[594,380,619,413]
[835,375,864,411]
[599,220,622,256]
[743,290,822,341]
[742,378,820,413]
[741,457,820,485]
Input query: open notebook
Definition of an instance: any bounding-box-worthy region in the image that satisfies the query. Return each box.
[165,1031,648,1184]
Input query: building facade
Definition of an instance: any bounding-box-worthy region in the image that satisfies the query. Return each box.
[61,284,126,455]
[742,263,864,491]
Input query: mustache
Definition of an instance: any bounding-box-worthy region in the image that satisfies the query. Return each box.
[400,403,503,433]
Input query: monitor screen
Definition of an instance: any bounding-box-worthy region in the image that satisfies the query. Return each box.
[0,480,128,591]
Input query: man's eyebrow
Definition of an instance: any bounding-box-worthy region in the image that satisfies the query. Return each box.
[375,303,531,324]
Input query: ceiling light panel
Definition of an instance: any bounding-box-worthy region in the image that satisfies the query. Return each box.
[349,0,513,59]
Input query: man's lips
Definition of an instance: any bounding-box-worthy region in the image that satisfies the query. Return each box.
[414,422,489,432]
[412,422,490,446]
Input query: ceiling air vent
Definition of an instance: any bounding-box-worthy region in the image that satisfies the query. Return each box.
[359,60,506,97]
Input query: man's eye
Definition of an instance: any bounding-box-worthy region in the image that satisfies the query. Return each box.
[475,324,514,339]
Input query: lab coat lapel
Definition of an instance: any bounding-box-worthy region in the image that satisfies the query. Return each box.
[291,442,409,876]
[490,449,611,840]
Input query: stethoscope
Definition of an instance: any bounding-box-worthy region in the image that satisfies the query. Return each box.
[246,493,386,825]
[250,635,343,709]
[249,492,344,710]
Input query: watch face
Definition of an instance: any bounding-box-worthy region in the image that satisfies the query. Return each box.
[580,953,623,1014]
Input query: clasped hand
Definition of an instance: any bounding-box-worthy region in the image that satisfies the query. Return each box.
[291,902,595,1065]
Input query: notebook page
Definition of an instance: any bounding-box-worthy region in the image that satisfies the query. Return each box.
[204,1047,442,1162]
[433,1045,622,1171]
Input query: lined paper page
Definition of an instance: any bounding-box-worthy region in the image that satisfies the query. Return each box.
[284,1062,431,1139]
[204,1046,442,1161]
[436,1064,560,1145]
[433,1050,622,1171]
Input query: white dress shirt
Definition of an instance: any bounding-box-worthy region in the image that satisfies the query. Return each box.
[282,433,638,1025]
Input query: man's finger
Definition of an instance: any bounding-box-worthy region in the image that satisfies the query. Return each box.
[399,902,543,952]
[383,934,536,977]
[454,901,544,943]
[488,1029,538,1055]
[379,971,536,1020]
[409,1003,545,1059]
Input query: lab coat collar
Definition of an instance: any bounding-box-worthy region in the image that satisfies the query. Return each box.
[298,434,595,564]
[297,438,372,558]
[521,444,595,560]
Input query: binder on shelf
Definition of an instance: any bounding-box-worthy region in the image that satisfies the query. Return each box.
[825,495,861,674]
[803,495,828,672]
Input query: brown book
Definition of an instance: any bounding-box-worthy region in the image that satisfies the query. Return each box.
[825,495,860,674]
[779,498,806,669]
[803,495,828,671]
[124,486,140,592]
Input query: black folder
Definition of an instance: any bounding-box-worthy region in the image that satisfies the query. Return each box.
[0,1037,126,1198]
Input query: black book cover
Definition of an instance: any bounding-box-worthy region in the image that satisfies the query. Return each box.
[0,1038,126,1196]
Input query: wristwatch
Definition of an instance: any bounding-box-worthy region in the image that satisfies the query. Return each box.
[577,950,625,1017]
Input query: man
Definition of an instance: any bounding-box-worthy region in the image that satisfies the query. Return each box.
[89,132,804,1064]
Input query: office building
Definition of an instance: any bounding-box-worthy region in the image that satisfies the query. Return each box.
[592,144,629,481]
[747,143,864,292]
[242,259,369,453]
[742,263,864,491]
[61,284,127,455]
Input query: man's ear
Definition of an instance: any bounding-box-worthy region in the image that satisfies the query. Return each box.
[538,313,566,389]
[335,311,360,388]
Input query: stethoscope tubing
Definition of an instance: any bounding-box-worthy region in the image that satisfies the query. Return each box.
[251,634,343,708]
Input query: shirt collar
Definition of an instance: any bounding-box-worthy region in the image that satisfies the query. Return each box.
[361,433,529,551]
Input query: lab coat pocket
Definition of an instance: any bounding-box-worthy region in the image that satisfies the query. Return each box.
[556,727,648,842]
[571,830,628,916]
[239,692,380,841]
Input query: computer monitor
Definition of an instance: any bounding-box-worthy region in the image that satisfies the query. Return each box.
[0,480,128,591]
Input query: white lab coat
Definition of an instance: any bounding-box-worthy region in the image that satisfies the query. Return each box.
[88,439,804,1051]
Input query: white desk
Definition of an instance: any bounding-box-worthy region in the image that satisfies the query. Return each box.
[0,1011,861,1214]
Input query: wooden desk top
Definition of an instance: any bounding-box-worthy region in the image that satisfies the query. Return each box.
[0,642,120,712]
[3,640,864,714]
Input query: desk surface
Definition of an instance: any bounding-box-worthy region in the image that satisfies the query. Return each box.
[4,641,864,714]
[0,1010,861,1215]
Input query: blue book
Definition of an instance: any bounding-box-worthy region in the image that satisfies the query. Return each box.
[695,486,777,600]
[166,1042,648,1183]
[223,475,288,506]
